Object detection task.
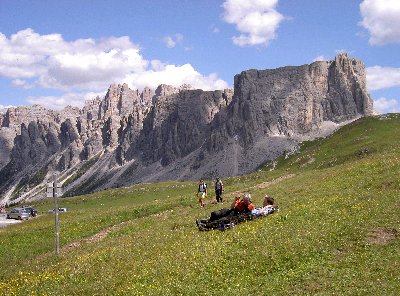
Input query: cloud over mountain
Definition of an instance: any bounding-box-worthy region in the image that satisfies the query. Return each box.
[0,28,228,109]
[222,0,284,47]
[373,97,400,114]
[360,0,400,45]
[366,66,400,90]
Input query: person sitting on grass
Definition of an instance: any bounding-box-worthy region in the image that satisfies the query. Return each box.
[231,192,255,214]
[196,192,255,230]
[252,195,276,217]
[210,192,255,220]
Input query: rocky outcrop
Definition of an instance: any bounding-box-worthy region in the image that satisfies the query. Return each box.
[136,87,233,166]
[207,53,373,151]
[0,53,374,204]
[0,127,16,169]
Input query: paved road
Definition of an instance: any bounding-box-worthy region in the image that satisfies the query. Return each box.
[0,213,22,228]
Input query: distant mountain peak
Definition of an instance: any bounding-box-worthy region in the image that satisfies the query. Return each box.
[0,53,373,204]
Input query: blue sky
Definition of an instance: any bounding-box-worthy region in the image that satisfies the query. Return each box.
[0,0,399,113]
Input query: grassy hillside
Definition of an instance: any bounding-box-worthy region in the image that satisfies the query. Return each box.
[0,114,399,295]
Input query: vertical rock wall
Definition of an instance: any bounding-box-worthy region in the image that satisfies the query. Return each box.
[0,53,374,202]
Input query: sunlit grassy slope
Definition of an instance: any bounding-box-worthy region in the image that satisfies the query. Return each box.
[1,114,399,295]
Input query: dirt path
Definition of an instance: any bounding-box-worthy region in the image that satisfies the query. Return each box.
[253,174,296,189]
[63,220,129,252]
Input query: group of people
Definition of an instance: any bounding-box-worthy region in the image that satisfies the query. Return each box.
[196,177,224,207]
[196,189,277,231]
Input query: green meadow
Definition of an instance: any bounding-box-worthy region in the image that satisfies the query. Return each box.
[0,114,399,295]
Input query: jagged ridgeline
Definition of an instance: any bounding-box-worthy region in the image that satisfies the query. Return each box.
[0,53,373,204]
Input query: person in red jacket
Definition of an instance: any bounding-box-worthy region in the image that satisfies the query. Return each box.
[207,192,255,221]
[231,192,255,213]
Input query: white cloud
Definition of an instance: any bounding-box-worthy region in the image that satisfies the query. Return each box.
[26,91,105,110]
[0,28,228,108]
[43,47,147,90]
[373,97,400,114]
[366,66,400,91]
[222,0,284,47]
[150,60,167,71]
[0,29,146,91]
[122,64,228,91]
[26,64,230,110]
[360,0,400,45]
[162,34,184,48]
[11,79,34,89]
[0,104,15,111]
[313,55,328,62]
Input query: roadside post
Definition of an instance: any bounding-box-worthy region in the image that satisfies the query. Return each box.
[47,181,62,256]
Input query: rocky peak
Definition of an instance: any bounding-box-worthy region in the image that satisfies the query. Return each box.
[100,84,121,118]
[0,53,374,203]
[141,87,154,104]
[209,53,374,150]
[99,83,157,119]
[56,106,81,124]
[152,84,179,105]
[179,84,194,91]
[2,105,53,128]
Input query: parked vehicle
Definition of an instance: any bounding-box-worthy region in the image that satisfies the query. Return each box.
[48,207,67,213]
[22,207,37,217]
[6,208,30,220]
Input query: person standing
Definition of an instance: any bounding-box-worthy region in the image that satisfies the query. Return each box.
[214,177,224,203]
[197,179,208,207]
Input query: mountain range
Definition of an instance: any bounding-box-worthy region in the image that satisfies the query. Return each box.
[0,53,374,205]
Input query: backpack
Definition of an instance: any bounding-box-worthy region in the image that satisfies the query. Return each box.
[210,208,232,221]
[198,183,207,193]
[215,180,223,190]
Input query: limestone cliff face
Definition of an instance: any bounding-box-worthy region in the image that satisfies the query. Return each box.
[0,53,374,204]
[207,53,373,151]
[0,127,16,170]
[136,87,233,166]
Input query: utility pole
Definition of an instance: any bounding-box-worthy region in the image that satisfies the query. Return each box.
[54,179,60,256]
[47,180,62,256]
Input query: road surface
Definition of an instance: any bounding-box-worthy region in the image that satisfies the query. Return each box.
[0,213,22,228]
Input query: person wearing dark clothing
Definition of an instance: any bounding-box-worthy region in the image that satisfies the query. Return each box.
[214,177,224,203]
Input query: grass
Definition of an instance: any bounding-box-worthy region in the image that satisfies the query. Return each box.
[0,114,399,295]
